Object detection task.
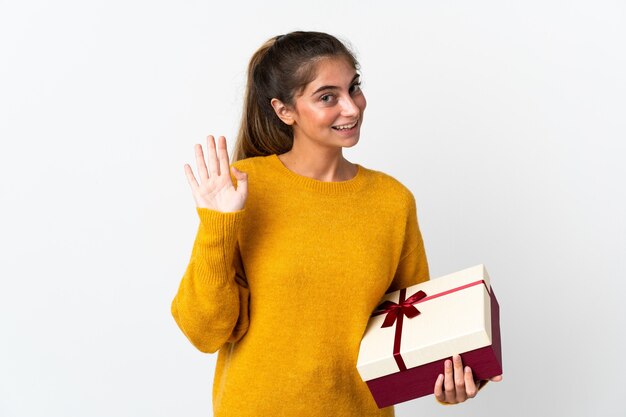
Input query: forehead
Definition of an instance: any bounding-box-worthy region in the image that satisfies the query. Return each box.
[303,57,358,91]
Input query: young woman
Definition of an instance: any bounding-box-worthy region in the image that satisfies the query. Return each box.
[171,31,501,417]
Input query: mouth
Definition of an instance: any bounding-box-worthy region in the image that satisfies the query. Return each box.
[331,120,359,131]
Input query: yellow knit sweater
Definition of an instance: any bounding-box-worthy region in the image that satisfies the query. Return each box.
[171,153,430,417]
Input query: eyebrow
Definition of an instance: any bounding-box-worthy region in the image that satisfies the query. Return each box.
[310,74,361,97]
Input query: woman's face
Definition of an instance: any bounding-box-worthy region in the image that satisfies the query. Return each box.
[288,57,366,150]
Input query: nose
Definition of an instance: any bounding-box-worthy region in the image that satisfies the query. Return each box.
[340,95,360,117]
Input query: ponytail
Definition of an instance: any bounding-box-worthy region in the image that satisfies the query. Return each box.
[232,37,293,162]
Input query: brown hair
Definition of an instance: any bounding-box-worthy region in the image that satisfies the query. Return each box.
[231,31,359,162]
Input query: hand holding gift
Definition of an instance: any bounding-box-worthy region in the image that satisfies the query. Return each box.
[434,353,503,405]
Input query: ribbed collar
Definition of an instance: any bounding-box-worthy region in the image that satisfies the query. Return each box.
[266,153,369,194]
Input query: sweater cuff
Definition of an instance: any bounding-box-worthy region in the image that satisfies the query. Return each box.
[196,207,245,237]
[191,207,245,283]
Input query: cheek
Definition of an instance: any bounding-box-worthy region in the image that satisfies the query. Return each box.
[356,94,367,112]
[302,106,331,127]
[314,109,338,127]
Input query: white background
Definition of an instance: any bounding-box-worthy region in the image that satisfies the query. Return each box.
[1,1,625,416]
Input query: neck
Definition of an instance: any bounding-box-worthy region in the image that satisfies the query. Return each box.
[278,141,357,182]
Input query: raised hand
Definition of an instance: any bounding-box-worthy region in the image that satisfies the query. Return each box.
[184,135,248,212]
[434,354,503,404]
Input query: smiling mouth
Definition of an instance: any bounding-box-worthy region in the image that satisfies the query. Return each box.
[332,120,358,131]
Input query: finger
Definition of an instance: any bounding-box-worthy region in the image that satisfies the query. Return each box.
[194,143,209,182]
[443,359,455,401]
[184,163,199,190]
[453,354,465,387]
[216,136,230,179]
[464,366,478,398]
[231,165,248,195]
[434,374,445,402]
[490,374,503,382]
[206,135,219,177]
[452,354,466,403]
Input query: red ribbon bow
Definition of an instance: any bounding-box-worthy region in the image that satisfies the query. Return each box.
[373,290,427,328]
[371,289,427,371]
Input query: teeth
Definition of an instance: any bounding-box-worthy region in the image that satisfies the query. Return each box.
[333,121,357,130]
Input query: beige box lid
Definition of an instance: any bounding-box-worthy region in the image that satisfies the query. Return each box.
[357,264,494,381]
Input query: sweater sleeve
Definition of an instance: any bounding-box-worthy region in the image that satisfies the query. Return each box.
[387,192,430,292]
[171,207,250,353]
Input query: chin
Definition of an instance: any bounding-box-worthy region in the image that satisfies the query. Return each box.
[343,137,360,148]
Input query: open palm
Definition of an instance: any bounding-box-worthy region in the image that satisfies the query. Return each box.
[184,135,248,212]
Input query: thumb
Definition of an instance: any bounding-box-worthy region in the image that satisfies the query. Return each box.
[230,165,248,193]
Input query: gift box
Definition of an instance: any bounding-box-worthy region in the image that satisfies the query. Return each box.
[356,264,502,408]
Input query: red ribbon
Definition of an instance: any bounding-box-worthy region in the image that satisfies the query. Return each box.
[371,280,486,372]
[370,288,426,371]
[372,289,427,328]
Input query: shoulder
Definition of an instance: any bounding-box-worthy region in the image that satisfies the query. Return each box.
[231,154,271,171]
[230,154,275,180]
[361,166,416,207]
[229,154,276,189]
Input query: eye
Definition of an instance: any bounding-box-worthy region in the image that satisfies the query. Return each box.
[350,82,362,94]
[320,94,336,103]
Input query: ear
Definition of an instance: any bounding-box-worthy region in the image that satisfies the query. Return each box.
[270,98,295,126]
